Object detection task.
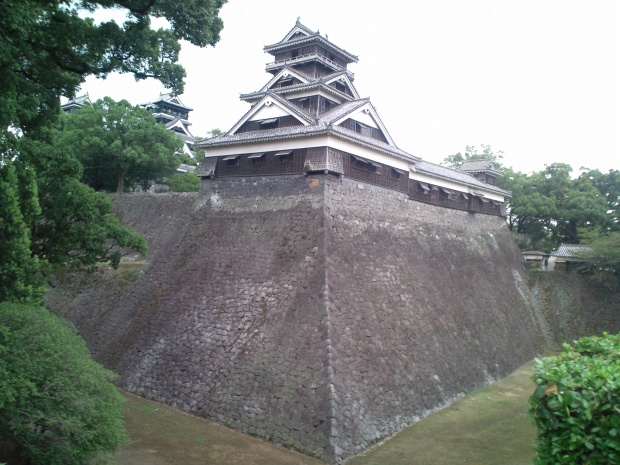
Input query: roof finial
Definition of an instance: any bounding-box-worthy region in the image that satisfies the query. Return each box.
[296,16,301,23]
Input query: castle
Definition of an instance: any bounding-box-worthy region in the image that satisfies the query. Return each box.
[48,22,544,464]
[195,20,508,216]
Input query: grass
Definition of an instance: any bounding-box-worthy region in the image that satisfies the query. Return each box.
[112,260,147,282]
[114,361,537,465]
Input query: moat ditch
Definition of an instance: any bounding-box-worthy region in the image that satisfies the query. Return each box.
[114,360,537,465]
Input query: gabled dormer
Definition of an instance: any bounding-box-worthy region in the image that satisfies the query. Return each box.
[323,72,359,99]
[327,100,395,146]
[459,159,503,186]
[227,92,314,135]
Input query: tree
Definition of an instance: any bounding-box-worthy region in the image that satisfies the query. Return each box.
[0,160,45,303]
[501,164,610,251]
[442,144,505,169]
[0,0,226,134]
[62,98,183,193]
[166,171,201,192]
[16,123,147,271]
[0,302,127,465]
[0,0,226,281]
[578,169,620,231]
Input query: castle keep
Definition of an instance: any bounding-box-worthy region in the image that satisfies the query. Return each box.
[48,22,543,464]
[195,20,508,215]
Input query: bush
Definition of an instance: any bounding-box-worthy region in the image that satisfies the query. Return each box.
[0,302,127,465]
[529,333,620,464]
[166,171,200,192]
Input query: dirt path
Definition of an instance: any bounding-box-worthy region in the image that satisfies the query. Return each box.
[114,361,537,465]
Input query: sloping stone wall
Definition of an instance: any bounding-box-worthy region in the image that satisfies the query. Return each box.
[322,177,540,459]
[47,174,545,464]
[529,271,620,350]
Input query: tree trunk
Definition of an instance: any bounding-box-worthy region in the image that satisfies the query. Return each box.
[117,170,124,193]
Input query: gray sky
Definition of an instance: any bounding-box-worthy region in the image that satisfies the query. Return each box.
[78,0,620,175]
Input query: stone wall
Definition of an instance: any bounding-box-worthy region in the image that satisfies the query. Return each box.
[47,174,543,464]
[529,271,620,350]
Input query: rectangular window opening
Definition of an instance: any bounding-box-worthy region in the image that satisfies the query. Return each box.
[222,155,240,166]
[275,150,294,163]
[260,118,279,130]
[247,153,266,164]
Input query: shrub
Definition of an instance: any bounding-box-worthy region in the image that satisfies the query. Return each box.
[166,171,200,192]
[0,302,127,465]
[529,333,620,464]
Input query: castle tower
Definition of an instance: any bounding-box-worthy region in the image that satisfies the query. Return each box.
[195,21,509,215]
[141,92,195,159]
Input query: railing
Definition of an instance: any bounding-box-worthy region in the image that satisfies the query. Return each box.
[266,52,352,76]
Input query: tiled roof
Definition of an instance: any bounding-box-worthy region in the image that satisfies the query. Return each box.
[416,160,511,196]
[61,93,91,109]
[459,159,503,176]
[318,99,368,124]
[551,244,593,258]
[264,22,358,62]
[142,92,193,111]
[241,82,354,103]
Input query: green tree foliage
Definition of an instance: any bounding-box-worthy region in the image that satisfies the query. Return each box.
[16,123,147,271]
[0,0,225,288]
[0,302,127,465]
[442,144,504,169]
[502,163,610,250]
[62,98,183,193]
[529,333,620,464]
[0,160,45,303]
[575,229,620,290]
[166,171,201,192]
[0,0,226,133]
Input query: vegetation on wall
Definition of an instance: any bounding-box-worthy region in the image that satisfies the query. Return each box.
[166,171,202,192]
[529,333,620,464]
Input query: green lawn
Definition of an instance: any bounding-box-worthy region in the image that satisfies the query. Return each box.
[115,361,537,465]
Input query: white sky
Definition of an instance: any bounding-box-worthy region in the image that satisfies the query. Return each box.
[77,0,620,175]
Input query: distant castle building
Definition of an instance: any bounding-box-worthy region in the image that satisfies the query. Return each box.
[195,20,508,215]
[141,92,196,160]
[61,93,91,113]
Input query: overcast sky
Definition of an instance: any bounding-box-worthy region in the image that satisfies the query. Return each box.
[77,0,619,175]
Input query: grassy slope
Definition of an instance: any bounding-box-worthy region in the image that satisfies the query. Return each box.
[115,361,537,465]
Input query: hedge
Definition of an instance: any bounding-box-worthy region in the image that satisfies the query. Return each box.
[529,332,620,464]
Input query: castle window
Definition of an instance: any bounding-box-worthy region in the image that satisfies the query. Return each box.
[260,118,279,130]
[280,78,293,87]
[324,99,336,111]
[335,81,346,93]
[350,154,379,173]
[275,150,293,163]
[440,187,454,200]
[461,192,469,200]
[390,168,401,180]
[291,49,299,58]
[223,155,240,166]
[418,182,430,193]
[355,121,371,137]
[248,153,266,164]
